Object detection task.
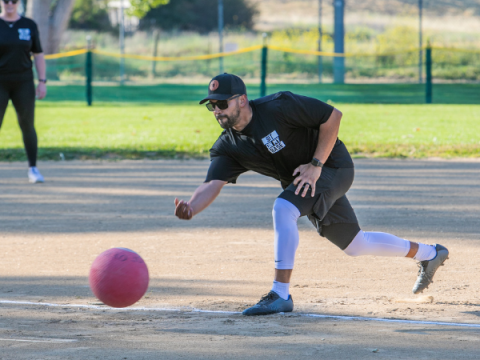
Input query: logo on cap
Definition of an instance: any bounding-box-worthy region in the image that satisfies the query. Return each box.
[209,80,219,92]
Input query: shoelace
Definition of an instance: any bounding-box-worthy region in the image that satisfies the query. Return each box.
[416,261,432,282]
[257,292,277,305]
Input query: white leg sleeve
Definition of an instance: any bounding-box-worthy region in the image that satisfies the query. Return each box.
[273,198,300,270]
[344,230,410,257]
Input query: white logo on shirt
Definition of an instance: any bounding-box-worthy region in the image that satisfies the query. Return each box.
[262,130,285,154]
[18,28,31,41]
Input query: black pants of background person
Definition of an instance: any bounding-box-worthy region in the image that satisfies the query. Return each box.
[0,79,37,167]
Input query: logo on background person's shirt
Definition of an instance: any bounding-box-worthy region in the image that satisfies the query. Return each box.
[262,130,285,154]
[18,29,31,41]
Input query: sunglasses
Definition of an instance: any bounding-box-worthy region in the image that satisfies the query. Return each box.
[206,94,242,111]
[2,0,19,4]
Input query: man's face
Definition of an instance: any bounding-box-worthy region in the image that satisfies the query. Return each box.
[212,97,241,130]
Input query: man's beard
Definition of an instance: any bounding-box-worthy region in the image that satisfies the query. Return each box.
[216,106,241,129]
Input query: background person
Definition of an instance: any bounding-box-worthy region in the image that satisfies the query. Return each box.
[174,73,449,316]
[0,0,47,183]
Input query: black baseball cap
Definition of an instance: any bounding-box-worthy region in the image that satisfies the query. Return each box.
[199,73,247,104]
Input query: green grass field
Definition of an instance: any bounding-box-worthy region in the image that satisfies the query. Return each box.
[1,101,479,161]
[41,83,480,104]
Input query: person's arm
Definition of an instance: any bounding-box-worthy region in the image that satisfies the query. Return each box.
[292,108,342,197]
[174,180,227,220]
[33,53,47,100]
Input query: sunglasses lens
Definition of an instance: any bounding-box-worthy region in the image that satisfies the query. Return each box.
[216,101,228,110]
[206,100,229,111]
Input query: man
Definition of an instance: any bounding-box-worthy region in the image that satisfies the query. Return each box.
[174,73,449,316]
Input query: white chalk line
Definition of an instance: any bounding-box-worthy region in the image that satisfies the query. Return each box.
[0,337,78,343]
[1,299,480,329]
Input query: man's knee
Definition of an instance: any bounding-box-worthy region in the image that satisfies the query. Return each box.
[272,198,300,223]
[322,222,361,251]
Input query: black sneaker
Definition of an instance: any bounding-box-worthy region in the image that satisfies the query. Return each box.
[242,291,294,316]
[412,244,449,294]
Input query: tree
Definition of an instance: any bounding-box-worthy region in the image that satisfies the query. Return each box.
[139,0,258,33]
[128,0,169,18]
[26,0,76,54]
[69,0,113,32]
[26,0,170,54]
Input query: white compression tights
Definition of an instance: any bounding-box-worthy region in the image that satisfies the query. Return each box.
[273,199,433,269]
[273,198,300,270]
[344,230,410,257]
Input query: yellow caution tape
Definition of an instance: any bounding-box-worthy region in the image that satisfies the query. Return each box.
[430,46,480,54]
[267,45,421,57]
[44,49,88,59]
[267,45,345,57]
[92,45,263,61]
[44,46,479,61]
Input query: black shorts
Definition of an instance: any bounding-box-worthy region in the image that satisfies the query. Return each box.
[278,166,360,250]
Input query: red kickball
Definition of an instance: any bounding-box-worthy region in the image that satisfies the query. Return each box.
[89,248,149,308]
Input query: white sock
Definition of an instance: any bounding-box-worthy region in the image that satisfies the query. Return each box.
[413,243,437,261]
[272,281,290,300]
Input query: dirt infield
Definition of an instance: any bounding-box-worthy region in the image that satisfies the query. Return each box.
[1,158,480,359]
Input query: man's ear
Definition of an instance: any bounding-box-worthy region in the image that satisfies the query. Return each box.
[240,94,247,107]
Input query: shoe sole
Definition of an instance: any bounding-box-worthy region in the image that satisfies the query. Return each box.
[243,308,293,316]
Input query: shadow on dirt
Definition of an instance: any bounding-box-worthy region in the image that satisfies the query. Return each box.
[1,159,480,240]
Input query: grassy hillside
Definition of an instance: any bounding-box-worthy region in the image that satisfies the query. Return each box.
[53,1,480,83]
[251,0,480,31]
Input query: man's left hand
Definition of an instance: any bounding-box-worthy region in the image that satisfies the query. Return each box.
[292,163,322,197]
[36,82,47,100]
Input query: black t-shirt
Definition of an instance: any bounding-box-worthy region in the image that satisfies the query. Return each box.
[0,16,43,80]
[205,91,354,188]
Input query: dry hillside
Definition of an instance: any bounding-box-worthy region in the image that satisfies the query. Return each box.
[250,0,480,32]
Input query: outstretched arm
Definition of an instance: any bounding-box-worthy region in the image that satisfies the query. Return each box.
[174,180,227,220]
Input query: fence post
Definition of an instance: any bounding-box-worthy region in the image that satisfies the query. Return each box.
[260,33,268,98]
[333,0,345,84]
[151,29,160,78]
[425,43,432,104]
[86,36,93,106]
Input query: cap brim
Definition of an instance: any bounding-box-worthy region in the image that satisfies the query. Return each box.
[199,93,231,104]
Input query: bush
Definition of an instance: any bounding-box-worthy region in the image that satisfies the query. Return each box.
[139,0,258,33]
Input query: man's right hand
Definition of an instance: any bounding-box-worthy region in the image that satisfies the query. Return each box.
[174,180,226,221]
[174,198,194,220]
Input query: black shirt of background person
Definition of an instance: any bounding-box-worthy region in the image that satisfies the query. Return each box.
[205,91,354,189]
[0,16,43,81]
